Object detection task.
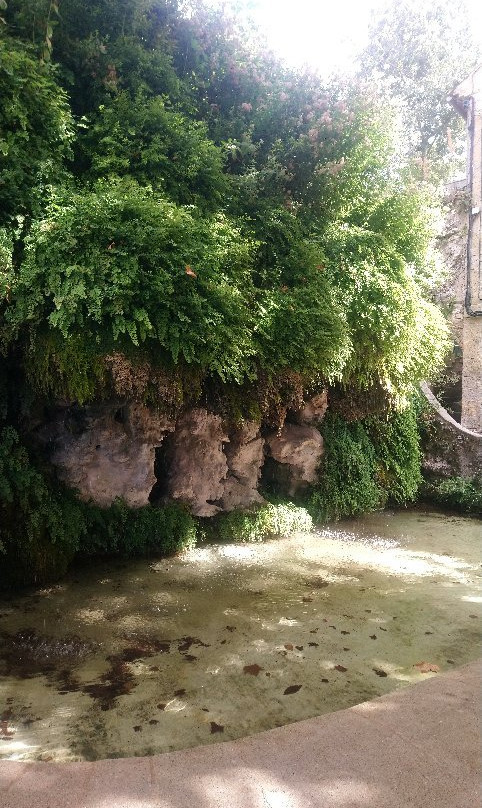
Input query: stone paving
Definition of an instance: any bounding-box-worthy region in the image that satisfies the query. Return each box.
[0,659,479,808]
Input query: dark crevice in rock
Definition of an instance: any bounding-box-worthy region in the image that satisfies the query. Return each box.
[150,432,176,504]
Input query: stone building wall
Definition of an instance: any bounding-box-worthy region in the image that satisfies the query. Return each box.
[451,67,482,434]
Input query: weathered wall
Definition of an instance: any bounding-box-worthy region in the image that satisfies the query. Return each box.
[437,184,469,349]
[420,383,482,479]
[32,396,327,514]
[34,403,175,508]
[451,67,482,434]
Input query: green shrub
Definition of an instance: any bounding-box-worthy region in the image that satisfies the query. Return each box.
[424,476,482,515]
[209,503,313,544]
[365,406,422,504]
[3,182,259,390]
[0,38,74,225]
[309,414,383,521]
[322,224,451,396]
[0,426,86,586]
[80,500,198,557]
[309,407,422,521]
[81,91,228,210]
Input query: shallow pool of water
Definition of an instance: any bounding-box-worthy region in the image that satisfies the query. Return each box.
[0,508,480,762]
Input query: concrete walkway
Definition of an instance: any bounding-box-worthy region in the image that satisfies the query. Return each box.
[0,660,480,808]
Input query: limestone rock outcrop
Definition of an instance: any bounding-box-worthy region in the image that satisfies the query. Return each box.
[266,424,324,496]
[220,421,265,511]
[40,403,175,507]
[34,398,327,514]
[164,408,229,517]
[297,390,328,425]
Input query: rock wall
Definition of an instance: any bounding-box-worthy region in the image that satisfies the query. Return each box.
[162,409,229,517]
[220,421,265,512]
[33,391,329,515]
[420,383,482,479]
[265,425,324,497]
[36,403,175,508]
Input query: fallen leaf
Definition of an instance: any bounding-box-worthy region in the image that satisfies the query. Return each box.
[373,668,388,677]
[414,661,440,673]
[210,722,224,734]
[243,663,263,676]
[334,665,347,672]
[283,685,302,695]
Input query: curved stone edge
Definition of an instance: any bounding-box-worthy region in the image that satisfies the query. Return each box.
[420,382,482,440]
[0,660,479,808]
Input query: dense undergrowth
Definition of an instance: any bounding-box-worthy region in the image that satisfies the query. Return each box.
[422,476,482,515]
[0,0,457,586]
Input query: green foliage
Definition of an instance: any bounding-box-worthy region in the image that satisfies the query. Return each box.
[0,228,13,273]
[256,272,350,381]
[79,500,198,558]
[3,182,259,384]
[309,408,422,521]
[24,331,107,404]
[209,503,313,544]
[80,92,227,210]
[423,477,482,515]
[309,415,383,521]
[322,224,451,395]
[0,0,455,588]
[365,407,422,504]
[0,426,86,584]
[0,36,74,224]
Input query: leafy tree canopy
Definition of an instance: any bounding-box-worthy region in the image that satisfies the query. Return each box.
[359,0,480,179]
[1,0,450,406]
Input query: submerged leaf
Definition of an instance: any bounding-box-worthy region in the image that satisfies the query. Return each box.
[283,685,302,695]
[243,663,263,676]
